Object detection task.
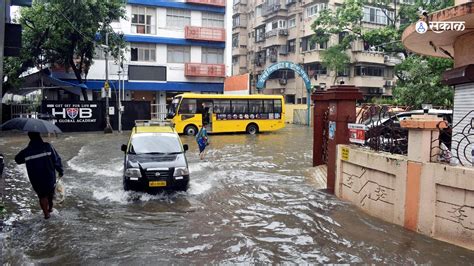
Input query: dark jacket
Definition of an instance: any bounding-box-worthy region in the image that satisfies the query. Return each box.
[15,140,63,196]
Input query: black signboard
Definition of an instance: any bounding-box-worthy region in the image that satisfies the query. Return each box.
[43,102,103,132]
[42,101,152,132]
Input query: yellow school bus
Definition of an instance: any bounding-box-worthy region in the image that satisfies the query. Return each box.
[167,93,285,135]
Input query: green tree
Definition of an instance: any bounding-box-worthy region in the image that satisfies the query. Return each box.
[394,56,453,108]
[3,0,127,101]
[311,0,455,107]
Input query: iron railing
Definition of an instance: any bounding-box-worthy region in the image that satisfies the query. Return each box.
[356,104,412,155]
[431,110,474,167]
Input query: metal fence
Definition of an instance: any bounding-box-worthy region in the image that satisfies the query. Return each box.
[431,110,474,167]
[356,104,412,155]
[151,104,167,120]
[10,104,40,119]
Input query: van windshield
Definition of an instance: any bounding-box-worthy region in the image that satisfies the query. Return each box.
[130,133,182,154]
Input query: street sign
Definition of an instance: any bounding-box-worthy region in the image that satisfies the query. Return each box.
[104,81,110,91]
[348,123,368,144]
[101,87,111,98]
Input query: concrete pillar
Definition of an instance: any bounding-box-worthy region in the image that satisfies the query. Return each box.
[311,85,363,193]
[400,115,447,231]
[401,115,446,163]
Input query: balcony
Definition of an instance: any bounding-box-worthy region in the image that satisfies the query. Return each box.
[262,4,282,16]
[185,63,226,78]
[384,55,403,66]
[186,0,225,7]
[185,26,226,42]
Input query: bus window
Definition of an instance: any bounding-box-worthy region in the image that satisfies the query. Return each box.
[179,98,197,114]
[274,100,282,113]
[167,97,181,118]
[263,100,274,113]
[214,100,231,114]
[232,100,248,113]
[249,100,263,113]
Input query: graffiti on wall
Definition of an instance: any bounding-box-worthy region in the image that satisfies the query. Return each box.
[342,167,395,207]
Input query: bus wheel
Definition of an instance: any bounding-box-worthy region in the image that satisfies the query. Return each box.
[184,125,198,136]
[246,124,259,135]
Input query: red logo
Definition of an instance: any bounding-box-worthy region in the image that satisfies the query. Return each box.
[66,108,79,119]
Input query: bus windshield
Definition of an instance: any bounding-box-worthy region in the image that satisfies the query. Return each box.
[167,97,181,119]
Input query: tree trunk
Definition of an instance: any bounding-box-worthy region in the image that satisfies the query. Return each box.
[69,58,89,101]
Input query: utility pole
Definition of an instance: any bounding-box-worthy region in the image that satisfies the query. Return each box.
[0,0,7,126]
[118,67,122,133]
[104,31,113,134]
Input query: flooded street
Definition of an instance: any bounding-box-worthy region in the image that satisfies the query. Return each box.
[1,125,473,264]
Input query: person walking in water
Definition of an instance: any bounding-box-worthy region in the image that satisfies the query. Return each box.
[15,132,64,219]
[196,124,209,160]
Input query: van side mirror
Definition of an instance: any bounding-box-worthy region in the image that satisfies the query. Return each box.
[183,144,189,152]
[121,144,127,152]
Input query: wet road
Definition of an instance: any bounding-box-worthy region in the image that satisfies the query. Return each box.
[1,125,473,264]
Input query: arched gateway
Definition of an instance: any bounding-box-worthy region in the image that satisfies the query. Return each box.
[256,61,312,126]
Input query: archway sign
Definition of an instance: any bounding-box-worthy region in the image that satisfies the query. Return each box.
[256,61,312,126]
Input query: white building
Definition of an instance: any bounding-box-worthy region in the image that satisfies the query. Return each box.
[52,0,227,114]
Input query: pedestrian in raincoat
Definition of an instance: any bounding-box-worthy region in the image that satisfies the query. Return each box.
[196,125,209,160]
[15,132,64,219]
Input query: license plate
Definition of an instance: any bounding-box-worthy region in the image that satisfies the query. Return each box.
[149,181,167,187]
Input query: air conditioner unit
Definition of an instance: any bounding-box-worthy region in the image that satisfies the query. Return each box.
[385,80,394,87]
[279,29,288,36]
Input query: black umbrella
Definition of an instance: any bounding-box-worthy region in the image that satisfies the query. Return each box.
[0,118,62,134]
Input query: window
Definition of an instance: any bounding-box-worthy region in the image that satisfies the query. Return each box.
[232,15,241,28]
[249,100,263,114]
[214,100,231,114]
[285,95,295,104]
[338,66,350,77]
[167,45,190,63]
[179,98,197,114]
[363,6,394,25]
[232,56,239,65]
[263,100,274,113]
[287,39,296,53]
[255,26,265,42]
[131,6,156,34]
[274,100,282,113]
[305,63,327,76]
[202,12,224,28]
[231,100,248,113]
[202,48,224,64]
[131,43,156,62]
[355,65,384,77]
[166,8,191,28]
[256,5,262,17]
[306,3,326,18]
[232,34,239,48]
[288,17,296,28]
[301,36,327,51]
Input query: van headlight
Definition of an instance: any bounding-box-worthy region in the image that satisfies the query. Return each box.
[125,168,141,178]
[173,167,189,177]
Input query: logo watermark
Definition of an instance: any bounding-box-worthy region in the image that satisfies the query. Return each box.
[416,20,466,34]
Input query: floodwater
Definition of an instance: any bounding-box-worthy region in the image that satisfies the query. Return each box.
[1,125,473,264]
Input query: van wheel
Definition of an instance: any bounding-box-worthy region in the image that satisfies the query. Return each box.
[184,125,198,136]
[246,124,259,135]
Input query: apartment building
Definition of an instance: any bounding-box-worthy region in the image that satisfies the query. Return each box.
[232,0,405,104]
[52,0,227,108]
